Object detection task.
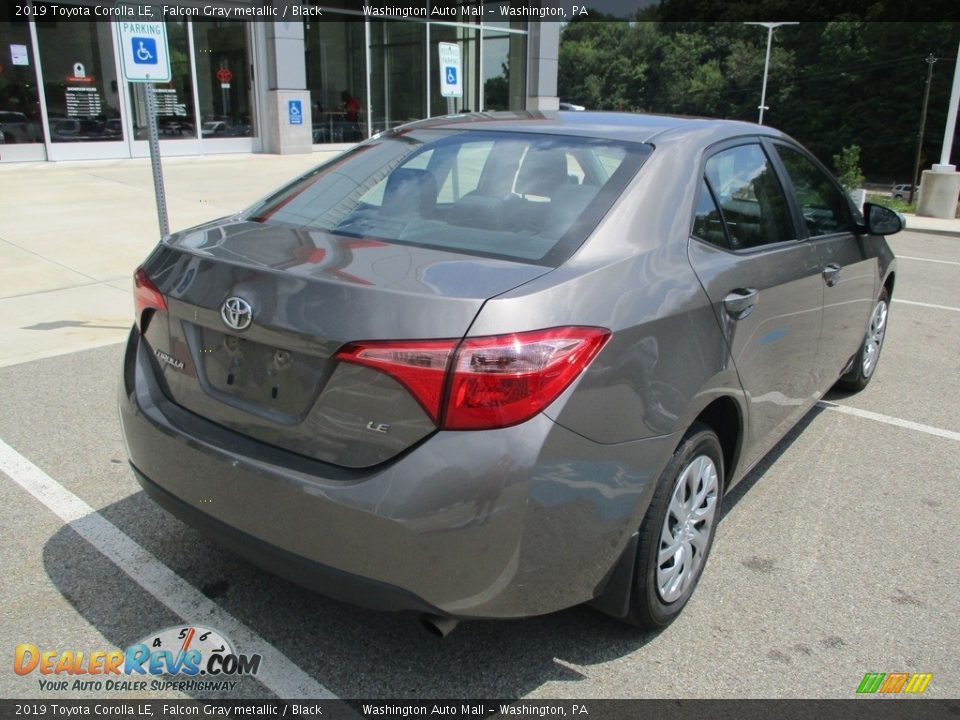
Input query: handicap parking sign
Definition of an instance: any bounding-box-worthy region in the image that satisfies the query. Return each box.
[288,100,303,125]
[438,42,462,98]
[118,22,170,82]
[132,37,157,65]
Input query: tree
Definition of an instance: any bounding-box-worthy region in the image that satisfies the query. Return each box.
[557,20,960,182]
[833,145,865,190]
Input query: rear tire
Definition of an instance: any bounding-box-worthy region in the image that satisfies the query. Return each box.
[835,288,889,392]
[627,423,724,630]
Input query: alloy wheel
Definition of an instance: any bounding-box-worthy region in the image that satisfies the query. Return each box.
[862,299,888,379]
[657,454,719,603]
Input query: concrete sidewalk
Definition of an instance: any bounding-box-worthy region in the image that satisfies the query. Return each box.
[0,151,339,367]
[903,213,960,235]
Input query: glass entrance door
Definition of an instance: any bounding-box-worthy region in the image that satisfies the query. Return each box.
[125,19,202,158]
[191,20,257,153]
[35,7,129,160]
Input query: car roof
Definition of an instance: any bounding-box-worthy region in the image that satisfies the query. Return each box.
[395,110,781,145]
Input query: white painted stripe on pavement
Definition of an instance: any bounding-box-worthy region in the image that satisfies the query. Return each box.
[898,255,960,267]
[818,402,960,443]
[0,437,336,700]
[894,299,960,313]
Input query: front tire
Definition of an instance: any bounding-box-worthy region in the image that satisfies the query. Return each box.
[628,423,724,630]
[835,288,889,392]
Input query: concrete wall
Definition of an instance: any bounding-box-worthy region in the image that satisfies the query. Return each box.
[262,4,312,154]
[525,23,559,111]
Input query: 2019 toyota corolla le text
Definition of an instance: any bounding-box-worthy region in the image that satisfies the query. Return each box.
[119,111,899,633]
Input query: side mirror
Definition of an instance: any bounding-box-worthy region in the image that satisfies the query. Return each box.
[862,202,904,236]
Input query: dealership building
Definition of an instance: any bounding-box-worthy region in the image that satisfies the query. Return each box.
[0,1,560,163]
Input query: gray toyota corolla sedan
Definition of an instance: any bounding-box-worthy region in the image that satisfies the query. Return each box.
[120,111,899,634]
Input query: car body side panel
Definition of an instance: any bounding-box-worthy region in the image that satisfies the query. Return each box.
[810,233,880,382]
[471,124,748,449]
[687,238,824,473]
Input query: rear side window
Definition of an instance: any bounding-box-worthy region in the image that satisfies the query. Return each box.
[692,178,728,248]
[246,130,650,266]
[775,144,855,237]
[705,144,795,250]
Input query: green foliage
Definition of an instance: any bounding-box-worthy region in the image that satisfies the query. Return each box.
[833,145,865,190]
[558,20,960,182]
[557,22,653,110]
[866,193,916,214]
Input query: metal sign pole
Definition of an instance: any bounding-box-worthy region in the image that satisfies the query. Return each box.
[144,81,169,237]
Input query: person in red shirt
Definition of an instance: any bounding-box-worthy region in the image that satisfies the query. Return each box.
[339,90,362,141]
[341,90,360,123]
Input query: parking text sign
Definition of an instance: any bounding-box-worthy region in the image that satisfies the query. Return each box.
[118,22,171,82]
[438,42,462,98]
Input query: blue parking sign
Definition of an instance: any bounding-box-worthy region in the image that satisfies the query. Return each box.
[131,37,157,65]
[288,100,303,126]
[445,66,458,85]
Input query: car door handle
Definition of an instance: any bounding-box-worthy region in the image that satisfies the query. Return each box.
[822,263,842,287]
[723,288,759,319]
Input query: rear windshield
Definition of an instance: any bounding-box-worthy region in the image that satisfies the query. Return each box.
[245,129,651,266]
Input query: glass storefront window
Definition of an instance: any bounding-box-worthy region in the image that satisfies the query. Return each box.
[128,20,196,141]
[370,21,426,134]
[193,21,253,138]
[482,28,525,111]
[0,21,42,144]
[35,11,123,142]
[305,16,367,143]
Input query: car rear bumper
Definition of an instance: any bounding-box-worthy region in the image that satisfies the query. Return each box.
[119,328,679,618]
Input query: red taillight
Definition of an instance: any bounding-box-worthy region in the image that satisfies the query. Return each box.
[335,327,609,431]
[335,339,457,424]
[133,267,166,331]
[444,327,610,429]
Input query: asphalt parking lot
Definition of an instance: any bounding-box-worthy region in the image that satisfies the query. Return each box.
[1,214,958,698]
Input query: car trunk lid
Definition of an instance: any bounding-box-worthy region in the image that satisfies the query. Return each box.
[139,220,550,468]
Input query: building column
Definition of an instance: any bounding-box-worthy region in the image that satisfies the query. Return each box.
[525,23,559,112]
[262,4,312,154]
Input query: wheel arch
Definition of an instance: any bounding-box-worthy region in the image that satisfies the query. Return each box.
[589,393,744,621]
[883,270,895,299]
[691,395,744,490]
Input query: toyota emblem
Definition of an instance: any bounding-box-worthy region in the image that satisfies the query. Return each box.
[221,296,253,331]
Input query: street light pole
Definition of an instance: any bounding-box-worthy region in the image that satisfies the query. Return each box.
[909,53,938,205]
[745,22,799,125]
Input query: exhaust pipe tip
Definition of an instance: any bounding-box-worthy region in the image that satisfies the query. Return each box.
[420,614,459,638]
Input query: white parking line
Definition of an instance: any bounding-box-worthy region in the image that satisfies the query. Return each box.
[898,255,960,267]
[818,401,960,443]
[0,437,337,700]
[894,299,960,313]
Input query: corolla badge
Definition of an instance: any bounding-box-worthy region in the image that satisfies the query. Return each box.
[221,297,253,331]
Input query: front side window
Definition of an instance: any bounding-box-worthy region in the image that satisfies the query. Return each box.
[704,144,794,250]
[775,144,855,237]
[246,130,650,266]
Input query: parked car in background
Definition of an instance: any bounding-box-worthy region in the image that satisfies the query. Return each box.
[201,120,228,137]
[49,118,112,142]
[0,111,41,143]
[202,120,251,138]
[559,101,586,111]
[121,111,899,635]
[892,183,915,199]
